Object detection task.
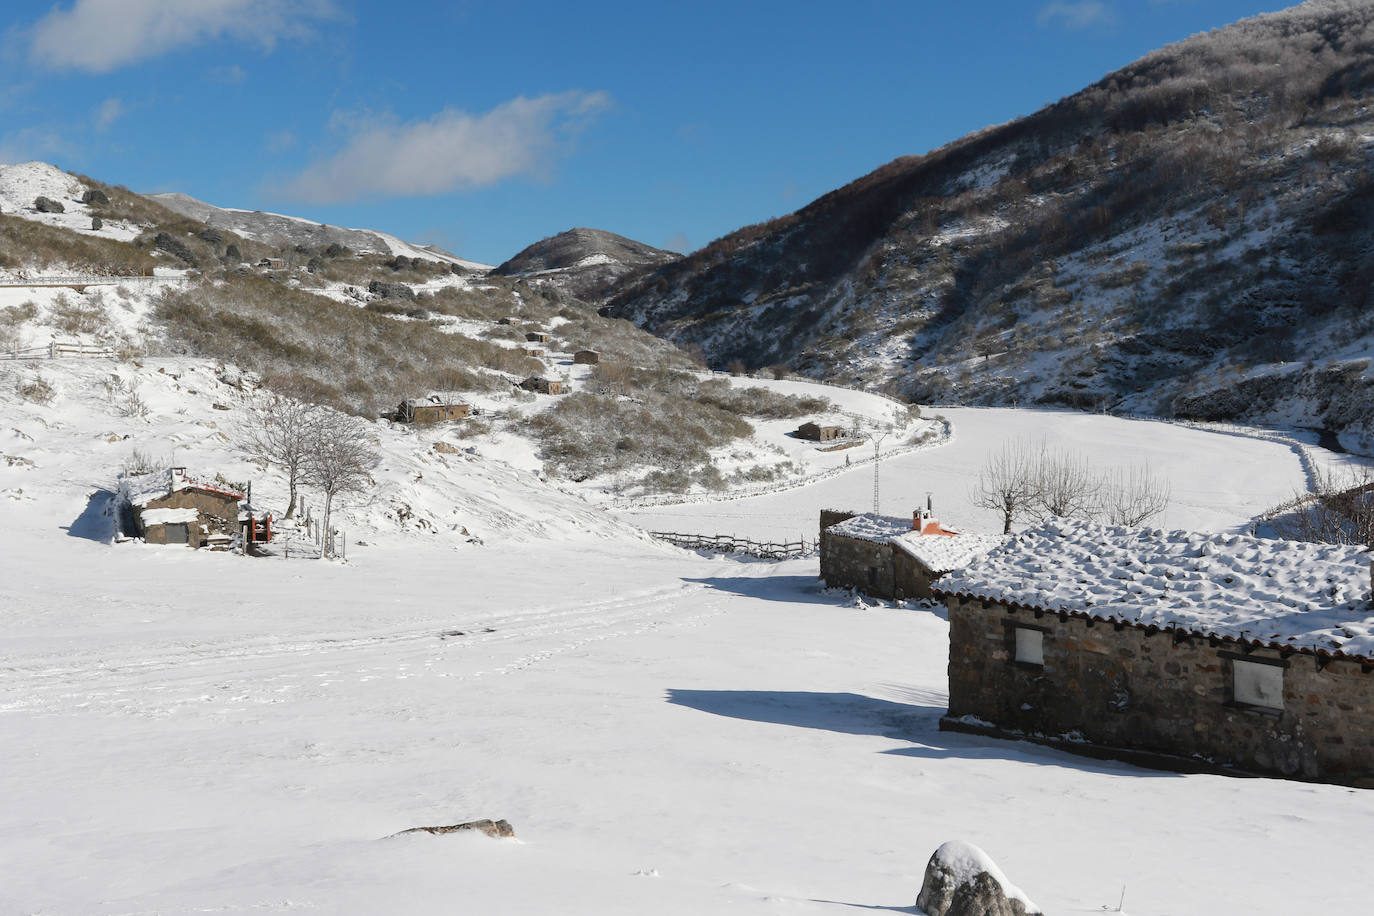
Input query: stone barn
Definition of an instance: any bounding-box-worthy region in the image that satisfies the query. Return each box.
[820,507,1003,600]
[933,517,1374,787]
[121,468,246,548]
[573,350,601,365]
[797,421,846,442]
[525,331,551,343]
[397,397,470,424]
[520,376,565,395]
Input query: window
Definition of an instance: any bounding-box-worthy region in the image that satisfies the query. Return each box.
[1014,627,1044,666]
[1232,659,1284,711]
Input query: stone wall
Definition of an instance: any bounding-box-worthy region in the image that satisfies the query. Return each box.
[820,531,896,598]
[943,595,1374,786]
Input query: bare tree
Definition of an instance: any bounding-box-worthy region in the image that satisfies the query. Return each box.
[1100,464,1171,526]
[304,411,380,558]
[1270,466,1374,547]
[972,439,1040,534]
[236,396,321,519]
[1030,445,1102,521]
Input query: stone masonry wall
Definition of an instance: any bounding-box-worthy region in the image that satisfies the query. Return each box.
[945,595,1374,786]
[820,532,896,599]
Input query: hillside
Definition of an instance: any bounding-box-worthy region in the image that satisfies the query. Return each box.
[148,191,492,271]
[494,227,680,303]
[606,0,1374,450]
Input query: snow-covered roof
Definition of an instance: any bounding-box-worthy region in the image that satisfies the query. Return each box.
[118,468,244,507]
[827,513,911,543]
[119,469,172,508]
[893,530,1007,574]
[934,517,1374,660]
[140,507,199,525]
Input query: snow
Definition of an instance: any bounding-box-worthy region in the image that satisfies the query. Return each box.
[2,360,1374,914]
[893,530,1007,574]
[828,512,912,542]
[139,506,199,524]
[623,406,1360,542]
[936,517,1374,659]
[926,840,1041,914]
[0,161,142,242]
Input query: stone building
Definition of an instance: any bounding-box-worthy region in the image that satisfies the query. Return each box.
[525,331,551,343]
[573,349,601,365]
[933,517,1374,786]
[121,468,251,548]
[396,397,470,424]
[797,421,846,442]
[520,376,565,395]
[820,507,1004,600]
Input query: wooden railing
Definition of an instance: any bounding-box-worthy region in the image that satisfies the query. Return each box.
[650,531,811,560]
[1,341,113,360]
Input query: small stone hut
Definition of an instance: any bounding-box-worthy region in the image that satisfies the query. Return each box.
[820,507,1003,600]
[573,349,601,365]
[933,517,1374,786]
[519,376,565,395]
[258,257,286,270]
[396,396,470,424]
[525,331,551,343]
[121,468,248,548]
[797,421,846,442]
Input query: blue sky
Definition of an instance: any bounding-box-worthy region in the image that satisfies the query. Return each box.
[1,0,1291,265]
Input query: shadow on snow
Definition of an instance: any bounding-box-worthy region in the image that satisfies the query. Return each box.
[62,487,119,543]
[666,687,1182,779]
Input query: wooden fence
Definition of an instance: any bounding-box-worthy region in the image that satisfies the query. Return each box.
[651,531,811,560]
[1,341,114,360]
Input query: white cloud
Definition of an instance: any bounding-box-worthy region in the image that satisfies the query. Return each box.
[94,97,124,131]
[1036,1,1117,29]
[279,91,612,204]
[28,0,337,73]
[0,128,78,165]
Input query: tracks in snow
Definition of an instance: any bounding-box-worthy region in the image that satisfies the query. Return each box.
[0,581,729,715]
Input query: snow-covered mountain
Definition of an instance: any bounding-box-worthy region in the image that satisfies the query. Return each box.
[495,227,680,303]
[147,191,492,271]
[606,0,1374,450]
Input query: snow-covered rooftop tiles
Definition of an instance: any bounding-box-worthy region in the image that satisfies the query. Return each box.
[827,512,911,543]
[892,530,1008,574]
[934,517,1374,659]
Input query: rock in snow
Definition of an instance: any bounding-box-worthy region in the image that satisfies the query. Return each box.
[916,841,1041,916]
[391,818,515,839]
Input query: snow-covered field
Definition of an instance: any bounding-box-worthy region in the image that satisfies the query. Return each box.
[621,406,1357,541]
[3,360,1373,914]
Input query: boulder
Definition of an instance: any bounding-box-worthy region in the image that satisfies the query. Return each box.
[391,818,514,839]
[153,231,197,266]
[91,217,103,230]
[33,196,64,213]
[82,189,110,206]
[916,841,1041,916]
[368,280,416,301]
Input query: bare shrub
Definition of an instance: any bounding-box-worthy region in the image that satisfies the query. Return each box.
[16,373,55,405]
[121,448,162,476]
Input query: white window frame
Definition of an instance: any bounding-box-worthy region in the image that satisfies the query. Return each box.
[1232,658,1284,711]
[1014,627,1045,666]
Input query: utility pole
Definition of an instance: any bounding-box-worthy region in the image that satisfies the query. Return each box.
[871,430,890,514]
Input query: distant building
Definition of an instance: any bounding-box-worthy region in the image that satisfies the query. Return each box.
[497,317,515,325]
[819,505,1003,600]
[573,350,601,365]
[525,331,551,343]
[934,517,1374,786]
[396,397,471,424]
[797,421,846,442]
[520,376,565,395]
[258,257,286,271]
[523,348,545,358]
[120,467,269,549]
